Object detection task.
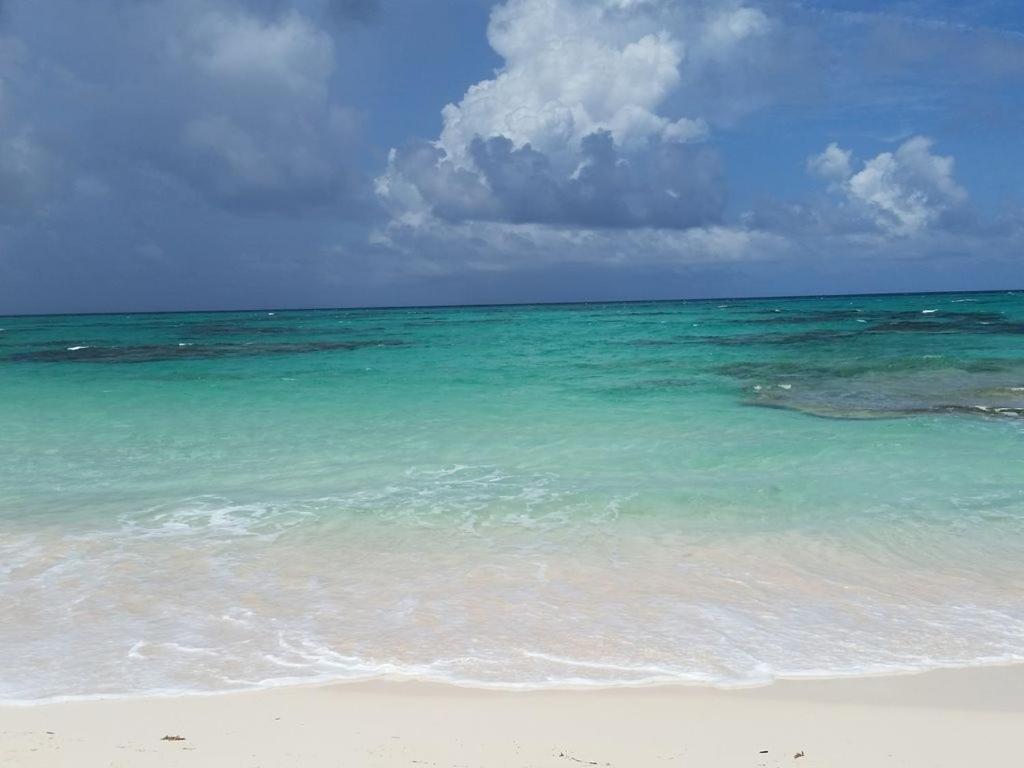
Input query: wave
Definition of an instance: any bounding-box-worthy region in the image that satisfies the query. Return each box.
[6,651,1024,707]
[3,492,1024,704]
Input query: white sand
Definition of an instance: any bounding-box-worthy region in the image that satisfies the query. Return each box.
[2,665,1022,767]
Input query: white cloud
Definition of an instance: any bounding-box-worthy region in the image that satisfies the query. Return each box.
[435,0,776,164]
[377,0,784,234]
[186,8,334,99]
[810,136,967,235]
[703,6,771,49]
[439,1,690,165]
[807,142,852,184]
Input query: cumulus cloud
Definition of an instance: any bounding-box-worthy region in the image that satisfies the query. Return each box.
[377,0,792,233]
[809,136,967,235]
[371,215,792,277]
[440,0,696,158]
[806,142,851,185]
[380,131,724,230]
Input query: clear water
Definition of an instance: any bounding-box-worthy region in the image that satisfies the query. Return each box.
[1,291,1023,702]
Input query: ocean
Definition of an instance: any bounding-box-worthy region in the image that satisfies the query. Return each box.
[1,291,1022,702]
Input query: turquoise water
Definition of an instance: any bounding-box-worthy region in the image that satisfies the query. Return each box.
[1,291,1023,701]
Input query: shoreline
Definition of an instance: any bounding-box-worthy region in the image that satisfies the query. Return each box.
[3,664,1022,767]
[5,655,1024,707]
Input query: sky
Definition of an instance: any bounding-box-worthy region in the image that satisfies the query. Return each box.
[0,0,1021,313]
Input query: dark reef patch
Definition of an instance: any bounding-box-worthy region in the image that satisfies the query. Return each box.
[8,339,407,364]
[728,308,1019,331]
[701,329,863,346]
[864,317,1024,335]
[599,377,699,395]
[182,321,297,337]
[623,339,683,347]
[720,351,1024,421]
[400,316,511,327]
[715,357,1021,381]
[747,399,1024,421]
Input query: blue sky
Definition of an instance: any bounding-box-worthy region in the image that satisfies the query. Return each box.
[0,0,1021,313]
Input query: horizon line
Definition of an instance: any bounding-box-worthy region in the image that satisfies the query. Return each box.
[1,286,1020,320]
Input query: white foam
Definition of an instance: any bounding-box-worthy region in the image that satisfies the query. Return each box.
[521,652,696,677]
[4,491,1024,704]
[127,642,148,660]
[6,652,1024,706]
[66,345,90,351]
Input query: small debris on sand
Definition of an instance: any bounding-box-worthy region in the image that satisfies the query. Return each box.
[794,751,806,759]
[558,751,605,765]
[161,735,186,742]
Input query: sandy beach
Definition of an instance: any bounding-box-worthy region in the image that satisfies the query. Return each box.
[3,665,1022,767]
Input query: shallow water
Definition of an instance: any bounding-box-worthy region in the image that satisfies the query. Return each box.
[1,291,1023,701]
